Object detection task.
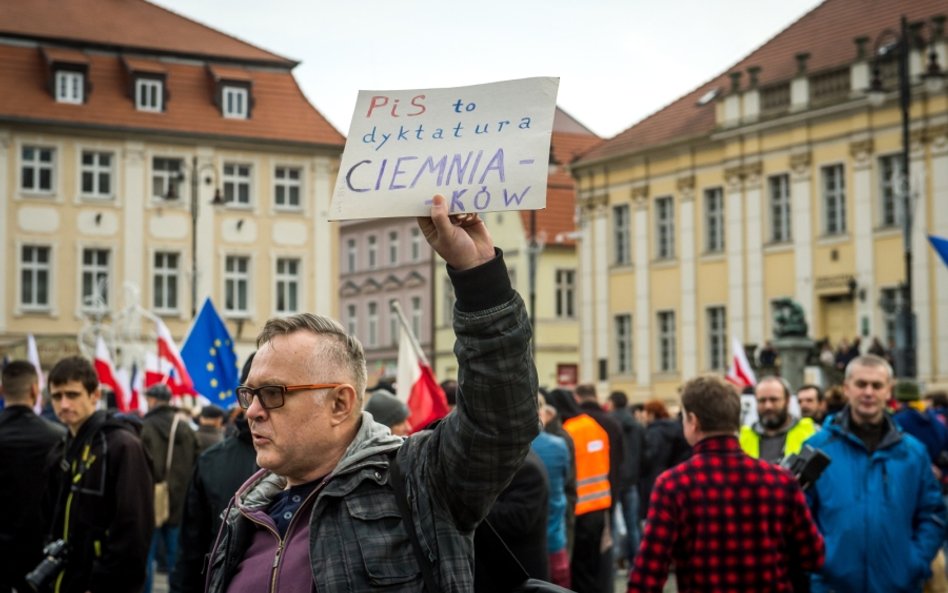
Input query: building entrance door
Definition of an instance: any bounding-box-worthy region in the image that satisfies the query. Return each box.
[820,295,855,345]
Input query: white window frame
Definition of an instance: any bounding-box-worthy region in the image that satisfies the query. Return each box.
[152,251,180,314]
[367,235,378,269]
[152,157,183,200]
[704,187,725,252]
[655,196,675,260]
[55,70,83,104]
[613,204,630,265]
[707,306,727,371]
[411,227,423,262]
[346,304,358,337]
[879,154,905,228]
[274,166,302,210]
[411,296,422,338]
[615,313,633,374]
[222,86,249,119]
[135,78,163,112]
[390,312,399,346]
[388,231,399,266]
[21,145,56,194]
[346,238,357,273]
[880,286,899,345]
[657,310,677,372]
[367,301,378,347]
[769,174,792,243]
[224,255,251,316]
[20,244,52,310]
[80,150,114,199]
[555,269,576,319]
[822,164,847,235]
[275,257,300,314]
[223,162,253,206]
[80,247,111,313]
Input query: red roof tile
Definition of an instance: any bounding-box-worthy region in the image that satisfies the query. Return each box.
[579,0,946,163]
[42,46,89,65]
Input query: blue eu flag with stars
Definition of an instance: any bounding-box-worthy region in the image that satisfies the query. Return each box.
[181,298,239,408]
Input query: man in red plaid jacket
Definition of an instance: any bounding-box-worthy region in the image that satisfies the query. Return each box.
[628,375,824,593]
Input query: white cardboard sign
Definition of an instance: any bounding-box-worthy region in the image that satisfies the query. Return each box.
[329,77,559,220]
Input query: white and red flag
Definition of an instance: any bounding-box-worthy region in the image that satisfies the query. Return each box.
[26,334,44,414]
[94,335,129,411]
[392,301,449,433]
[156,318,194,393]
[726,337,757,389]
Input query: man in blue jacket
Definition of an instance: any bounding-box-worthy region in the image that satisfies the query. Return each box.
[805,354,946,593]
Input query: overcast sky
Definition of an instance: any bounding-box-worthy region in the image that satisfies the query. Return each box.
[151,0,824,139]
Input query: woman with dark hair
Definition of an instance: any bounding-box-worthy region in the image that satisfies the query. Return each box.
[638,399,691,519]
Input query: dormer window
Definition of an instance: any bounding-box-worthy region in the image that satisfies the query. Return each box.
[222,85,248,119]
[42,47,90,104]
[55,70,84,104]
[123,57,168,113]
[135,78,163,111]
[207,64,254,120]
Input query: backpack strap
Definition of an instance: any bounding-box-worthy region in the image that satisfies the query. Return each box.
[388,452,439,593]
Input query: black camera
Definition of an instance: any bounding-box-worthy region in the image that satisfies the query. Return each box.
[25,538,68,591]
[779,444,831,491]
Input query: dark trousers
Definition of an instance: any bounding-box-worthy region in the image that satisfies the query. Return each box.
[570,509,606,593]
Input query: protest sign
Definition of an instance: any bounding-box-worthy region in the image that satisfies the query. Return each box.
[329,77,559,220]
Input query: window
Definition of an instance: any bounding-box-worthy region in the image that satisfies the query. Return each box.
[390,313,399,346]
[346,304,358,337]
[881,287,899,345]
[704,187,725,252]
[367,235,378,269]
[135,78,163,112]
[822,164,847,235]
[153,252,179,312]
[81,248,110,311]
[411,227,423,261]
[707,306,727,370]
[555,269,575,318]
[411,296,422,338]
[367,302,378,347]
[769,174,792,242]
[152,157,182,200]
[346,238,357,273]
[222,86,249,119]
[55,70,83,104]
[224,255,250,314]
[388,231,399,266]
[613,204,630,265]
[442,277,455,325]
[275,257,300,314]
[21,146,55,193]
[223,163,252,205]
[80,151,113,198]
[657,310,677,372]
[21,245,51,309]
[274,166,301,209]
[879,154,906,228]
[655,196,675,260]
[615,314,632,374]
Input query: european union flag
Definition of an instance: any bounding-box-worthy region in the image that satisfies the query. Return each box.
[930,235,948,269]
[181,298,239,408]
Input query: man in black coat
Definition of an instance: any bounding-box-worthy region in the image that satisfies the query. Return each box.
[0,360,66,593]
[608,390,646,568]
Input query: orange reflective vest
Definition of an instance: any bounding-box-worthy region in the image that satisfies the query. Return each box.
[563,413,611,515]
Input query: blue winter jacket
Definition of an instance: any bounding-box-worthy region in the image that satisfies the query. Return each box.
[805,409,947,593]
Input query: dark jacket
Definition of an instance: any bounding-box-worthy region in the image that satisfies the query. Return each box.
[44,411,154,593]
[194,425,224,453]
[610,406,645,491]
[639,417,691,518]
[0,406,66,592]
[170,417,257,593]
[205,253,539,593]
[474,450,550,591]
[142,405,199,526]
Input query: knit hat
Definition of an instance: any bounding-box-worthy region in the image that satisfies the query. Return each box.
[895,380,920,402]
[145,383,172,401]
[365,390,409,428]
[199,404,225,420]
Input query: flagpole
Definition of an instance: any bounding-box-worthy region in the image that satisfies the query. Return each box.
[390,299,429,367]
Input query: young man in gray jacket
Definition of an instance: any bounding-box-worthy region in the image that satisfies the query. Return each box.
[205,195,539,593]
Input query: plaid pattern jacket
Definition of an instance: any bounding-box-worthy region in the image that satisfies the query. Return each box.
[628,435,824,593]
[205,253,539,593]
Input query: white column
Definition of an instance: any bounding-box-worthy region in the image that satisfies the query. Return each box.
[851,141,875,339]
[634,197,651,384]
[745,168,764,346]
[911,142,931,381]
[312,158,334,316]
[123,142,146,301]
[679,187,697,378]
[726,173,745,345]
[791,153,814,324]
[932,130,948,379]
[594,205,610,380]
[0,132,9,331]
[578,205,596,384]
[195,147,216,311]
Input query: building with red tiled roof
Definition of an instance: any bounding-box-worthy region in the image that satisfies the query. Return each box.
[571,0,947,399]
[0,0,345,389]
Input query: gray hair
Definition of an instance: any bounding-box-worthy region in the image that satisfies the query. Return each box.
[844,354,893,382]
[257,313,367,402]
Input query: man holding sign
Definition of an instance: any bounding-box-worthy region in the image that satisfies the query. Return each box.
[204,195,540,593]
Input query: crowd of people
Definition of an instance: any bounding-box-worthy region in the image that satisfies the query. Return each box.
[1,198,946,593]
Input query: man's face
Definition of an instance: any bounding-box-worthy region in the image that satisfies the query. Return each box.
[797,387,822,419]
[844,363,892,425]
[50,380,100,435]
[755,380,789,430]
[245,331,347,485]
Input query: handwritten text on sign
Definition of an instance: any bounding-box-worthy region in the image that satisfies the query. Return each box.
[329,77,559,220]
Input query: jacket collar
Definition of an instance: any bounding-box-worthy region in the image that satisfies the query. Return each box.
[693,433,741,454]
[827,405,903,451]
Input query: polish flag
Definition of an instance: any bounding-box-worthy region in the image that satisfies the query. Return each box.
[94,336,129,412]
[26,334,45,414]
[156,318,194,392]
[395,323,449,433]
[726,337,757,389]
[127,362,143,413]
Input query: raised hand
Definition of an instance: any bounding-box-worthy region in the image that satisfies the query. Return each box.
[417,195,495,271]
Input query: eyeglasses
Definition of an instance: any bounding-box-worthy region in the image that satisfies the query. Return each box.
[236,383,342,410]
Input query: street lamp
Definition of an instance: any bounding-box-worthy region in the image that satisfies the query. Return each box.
[866,15,945,378]
[164,156,223,318]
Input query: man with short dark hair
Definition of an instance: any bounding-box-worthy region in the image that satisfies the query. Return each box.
[797,384,825,425]
[607,390,645,569]
[43,355,153,593]
[740,376,817,462]
[0,360,66,593]
[195,404,226,452]
[628,375,824,592]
